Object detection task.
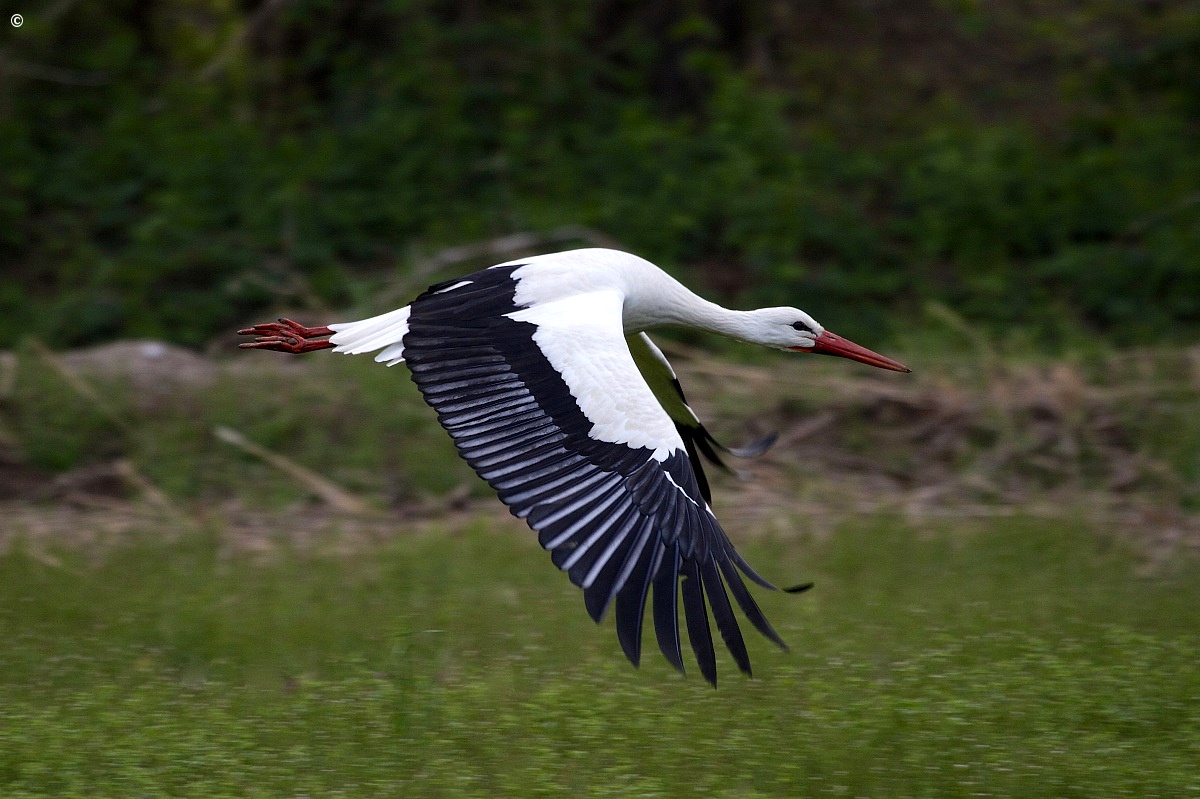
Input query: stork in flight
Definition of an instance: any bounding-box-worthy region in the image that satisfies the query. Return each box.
[239,248,909,685]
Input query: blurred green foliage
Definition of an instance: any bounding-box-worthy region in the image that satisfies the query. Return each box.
[2,1,1199,347]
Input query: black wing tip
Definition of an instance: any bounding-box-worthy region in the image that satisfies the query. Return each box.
[725,431,779,459]
[783,581,814,594]
[681,561,719,687]
[700,559,753,680]
[653,548,687,675]
[583,586,609,623]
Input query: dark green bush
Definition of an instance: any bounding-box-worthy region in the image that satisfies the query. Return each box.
[3,1,1198,348]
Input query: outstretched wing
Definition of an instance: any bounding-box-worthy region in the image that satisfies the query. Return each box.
[401,265,789,685]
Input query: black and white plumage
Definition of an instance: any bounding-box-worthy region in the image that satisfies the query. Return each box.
[239,248,909,685]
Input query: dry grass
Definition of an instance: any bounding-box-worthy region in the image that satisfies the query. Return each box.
[2,338,1198,569]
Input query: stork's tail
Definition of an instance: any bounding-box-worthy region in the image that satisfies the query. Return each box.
[328,306,411,366]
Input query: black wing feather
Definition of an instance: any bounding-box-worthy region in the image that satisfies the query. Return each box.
[653,545,685,673]
[680,558,717,685]
[615,542,664,666]
[701,559,751,676]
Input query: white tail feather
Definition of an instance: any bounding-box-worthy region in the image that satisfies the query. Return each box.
[328,306,411,364]
[376,341,406,367]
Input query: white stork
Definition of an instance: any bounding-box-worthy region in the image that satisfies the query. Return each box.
[238,248,909,685]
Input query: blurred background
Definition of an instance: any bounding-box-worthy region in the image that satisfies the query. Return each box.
[4,0,1200,348]
[1,2,1199,797]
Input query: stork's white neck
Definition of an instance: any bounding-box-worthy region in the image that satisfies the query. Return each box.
[655,294,765,342]
[505,248,810,347]
[620,270,772,344]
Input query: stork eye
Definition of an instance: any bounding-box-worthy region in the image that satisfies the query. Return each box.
[791,321,814,334]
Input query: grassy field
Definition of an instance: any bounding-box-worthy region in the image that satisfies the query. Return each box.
[2,340,1198,796]
[1,513,1197,798]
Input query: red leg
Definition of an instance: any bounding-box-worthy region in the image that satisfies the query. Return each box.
[237,318,336,354]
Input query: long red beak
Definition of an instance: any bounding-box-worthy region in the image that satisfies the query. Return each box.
[790,330,910,372]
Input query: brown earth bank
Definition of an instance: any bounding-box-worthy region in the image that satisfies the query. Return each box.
[1,339,1197,570]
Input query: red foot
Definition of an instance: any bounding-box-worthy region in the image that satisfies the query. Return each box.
[237,318,335,354]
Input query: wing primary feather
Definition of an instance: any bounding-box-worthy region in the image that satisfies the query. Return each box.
[581,516,649,617]
[550,510,624,572]
[684,426,778,476]
[583,519,654,621]
[653,545,685,674]
[725,431,778,458]
[719,537,780,591]
[692,429,731,473]
[700,560,751,676]
[614,542,665,667]
[681,557,717,686]
[716,557,788,651]
[723,539,809,596]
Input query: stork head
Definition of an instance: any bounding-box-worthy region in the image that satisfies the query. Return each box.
[750,307,911,373]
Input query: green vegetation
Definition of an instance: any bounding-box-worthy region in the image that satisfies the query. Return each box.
[4,7,1199,793]
[1,517,1197,797]
[4,2,1200,348]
